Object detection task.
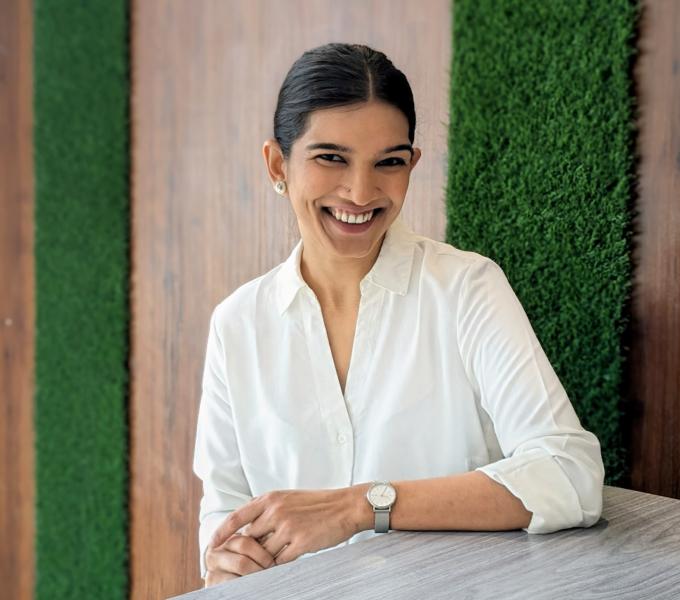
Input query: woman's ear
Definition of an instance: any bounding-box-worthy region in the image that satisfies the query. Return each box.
[262,138,287,184]
[409,147,422,172]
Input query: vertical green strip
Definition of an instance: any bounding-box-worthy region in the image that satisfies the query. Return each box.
[446,0,638,484]
[34,1,129,598]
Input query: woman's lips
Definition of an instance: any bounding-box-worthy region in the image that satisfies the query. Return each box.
[322,206,382,234]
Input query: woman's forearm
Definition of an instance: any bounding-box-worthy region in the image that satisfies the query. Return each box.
[348,471,532,534]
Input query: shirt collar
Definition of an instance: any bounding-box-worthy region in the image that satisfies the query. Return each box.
[275,213,417,316]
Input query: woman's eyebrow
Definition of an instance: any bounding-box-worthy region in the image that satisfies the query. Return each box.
[305,142,414,157]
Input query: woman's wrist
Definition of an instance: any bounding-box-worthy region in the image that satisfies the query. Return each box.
[345,482,374,535]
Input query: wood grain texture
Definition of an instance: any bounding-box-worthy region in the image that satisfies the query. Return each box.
[130,1,451,598]
[169,486,680,600]
[0,0,34,598]
[627,0,680,498]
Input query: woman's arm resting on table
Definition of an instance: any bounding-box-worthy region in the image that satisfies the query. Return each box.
[453,257,605,533]
[208,470,531,567]
[350,470,532,533]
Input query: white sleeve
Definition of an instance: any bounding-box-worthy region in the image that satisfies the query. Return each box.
[193,305,253,579]
[457,258,605,533]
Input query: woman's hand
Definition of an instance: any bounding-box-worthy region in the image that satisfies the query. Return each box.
[204,532,276,588]
[208,487,368,566]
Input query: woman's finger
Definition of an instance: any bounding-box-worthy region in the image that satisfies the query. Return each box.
[256,531,273,544]
[260,531,290,560]
[206,547,265,577]
[210,501,264,549]
[241,513,273,540]
[273,543,298,566]
[204,570,239,588]
[226,534,276,570]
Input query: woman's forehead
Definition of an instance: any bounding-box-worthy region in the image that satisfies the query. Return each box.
[306,101,407,126]
[300,102,410,150]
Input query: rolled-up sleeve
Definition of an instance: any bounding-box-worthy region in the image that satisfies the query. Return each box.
[193,305,253,578]
[457,257,605,533]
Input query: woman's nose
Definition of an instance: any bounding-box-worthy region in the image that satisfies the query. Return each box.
[343,167,379,205]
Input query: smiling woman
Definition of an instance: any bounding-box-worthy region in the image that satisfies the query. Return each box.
[193,42,605,589]
[265,100,421,315]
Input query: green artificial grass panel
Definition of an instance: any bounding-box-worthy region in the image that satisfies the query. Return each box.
[33,1,129,598]
[446,0,638,485]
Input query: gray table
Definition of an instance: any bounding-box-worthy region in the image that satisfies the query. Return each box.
[171,486,680,599]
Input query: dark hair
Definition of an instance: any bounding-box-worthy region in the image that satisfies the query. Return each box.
[274,43,416,159]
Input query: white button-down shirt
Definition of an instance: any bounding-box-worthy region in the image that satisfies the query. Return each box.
[193,214,605,578]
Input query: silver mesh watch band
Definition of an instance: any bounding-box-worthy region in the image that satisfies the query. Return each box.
[374,507,390,533]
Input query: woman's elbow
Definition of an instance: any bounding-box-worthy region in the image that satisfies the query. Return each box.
[555,450,605,529]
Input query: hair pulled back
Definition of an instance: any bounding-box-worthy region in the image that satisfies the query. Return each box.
[273,43,416,159]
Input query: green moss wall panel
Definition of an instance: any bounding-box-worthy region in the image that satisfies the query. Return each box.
[446,0,638,484]
[33,1,129,598]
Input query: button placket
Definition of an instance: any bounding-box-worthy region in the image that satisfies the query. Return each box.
[343,283,386,429]
[301,288,355,453]
[343,281,386,484]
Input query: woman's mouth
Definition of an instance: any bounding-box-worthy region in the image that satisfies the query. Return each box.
[321,206,384,234]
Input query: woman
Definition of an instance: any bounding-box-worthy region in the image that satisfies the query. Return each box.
[193,42,605,588]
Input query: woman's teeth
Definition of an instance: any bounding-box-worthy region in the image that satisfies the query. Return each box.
[327,207,375,224]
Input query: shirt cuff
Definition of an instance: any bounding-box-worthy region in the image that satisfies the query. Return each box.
[475,447,602,533]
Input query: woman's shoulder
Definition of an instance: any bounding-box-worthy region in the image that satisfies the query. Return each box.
[409,230,504,283]
[209,262,284,327]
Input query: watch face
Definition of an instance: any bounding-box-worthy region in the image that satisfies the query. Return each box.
[368,483,396,508]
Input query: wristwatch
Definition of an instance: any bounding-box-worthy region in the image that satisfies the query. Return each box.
[366,481,397,533]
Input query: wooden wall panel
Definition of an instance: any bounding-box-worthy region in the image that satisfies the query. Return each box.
[130,1,451,597]
[0,0,34,598]
[628,0,680,498]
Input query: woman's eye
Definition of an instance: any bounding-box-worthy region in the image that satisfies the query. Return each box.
[314,155,406,167]
[378,157,406,167]
[316,154,345,163]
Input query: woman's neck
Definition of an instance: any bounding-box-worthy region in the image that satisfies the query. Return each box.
[299,238,384,310]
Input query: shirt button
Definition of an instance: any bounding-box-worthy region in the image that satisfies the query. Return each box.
[337,433,348,444]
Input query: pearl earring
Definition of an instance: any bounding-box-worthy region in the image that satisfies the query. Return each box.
[274,180,287,195]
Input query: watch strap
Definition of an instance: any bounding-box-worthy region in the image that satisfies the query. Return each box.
[374,508,390,533]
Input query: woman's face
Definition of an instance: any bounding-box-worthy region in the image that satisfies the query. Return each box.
[266,100,421,259]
